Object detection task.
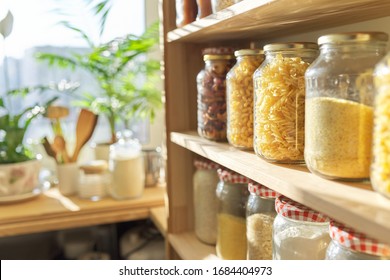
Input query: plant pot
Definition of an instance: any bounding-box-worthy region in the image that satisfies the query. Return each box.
[56,162,79,196]
[0,159,41,200]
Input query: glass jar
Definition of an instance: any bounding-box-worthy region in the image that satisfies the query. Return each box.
[196,0,212,19]
[305,32,388,181]
[253,42,318,163]
[226,49,264,150]
[109,130,145,200]
[273,196,331,260]
[197,47,235,141]
[372,50,390,198]
[211,0,236,13]
[193,158,220,245]
[246,181,278,260]
[78,160,109,201]
[216,167,250,260]
[326,221,390,260]
[176,0,198,28]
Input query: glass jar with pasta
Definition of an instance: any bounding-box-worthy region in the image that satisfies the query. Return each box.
[197,47,235,141]
[305,32,388,181]
[253,42,318,163]
[226,49,264,150]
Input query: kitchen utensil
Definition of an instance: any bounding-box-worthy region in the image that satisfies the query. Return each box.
[71,109,98,162]
[53,135,70,163]
[45,106,69,137]
[42,137,57,160]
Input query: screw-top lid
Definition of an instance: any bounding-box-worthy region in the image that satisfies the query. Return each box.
[80,160,108,174]
[264,42,318,52]
[217,168,251,184]
[329,221,390,257]
[318,32,389,46]
[248,181,278,198]
[194,158,219,170]
[202,47,234,55]
[234,49,264,57]
[203,54,235,61]
[275,195,330,223]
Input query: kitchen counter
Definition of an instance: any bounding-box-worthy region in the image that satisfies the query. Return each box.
[0,186,166,237]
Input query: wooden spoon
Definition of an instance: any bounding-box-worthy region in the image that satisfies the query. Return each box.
[53,135,70,163]
[42,137,57,160]
[71,109,98,162]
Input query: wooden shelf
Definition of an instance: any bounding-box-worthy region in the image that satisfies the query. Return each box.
[150,206,167,237]
[0,187,165,237]
[168,232,217,260]
[171,131,390,244]
[167,0,390,43]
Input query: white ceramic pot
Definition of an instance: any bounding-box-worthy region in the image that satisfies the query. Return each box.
[56,162,79,196]
[0,159,41,197]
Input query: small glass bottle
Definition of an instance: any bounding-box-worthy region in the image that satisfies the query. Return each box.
[216,167,250,260]
[226,49,264,150]
[211,0,236,13]
[372,49,390,198]
[273,196,331,260]
[246,181,278,260]
[253,42,318,163]
[109,130,145,200]
[196,0,212,19]
[326,221,390,260]
[78,160,109,201]
[193,158,219,245]
[197,47,235,141]
[305,32,388,181]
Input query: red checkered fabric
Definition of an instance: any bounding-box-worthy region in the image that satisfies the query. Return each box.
[275,195,330,223]
[329,221,390,257]
[248,181,279,198]
[217,168,251,184]
[194,159,219,170]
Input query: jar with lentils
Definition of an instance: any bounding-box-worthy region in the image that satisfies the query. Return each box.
[246,181,278,260]
[216,167,250,260]
[193,158,220,245]
[226,49,264,149]
[305,32,388,181]
[197,47,235,141]
[273,196,331,260]
[326,221,390,260]
[253,42,318,163]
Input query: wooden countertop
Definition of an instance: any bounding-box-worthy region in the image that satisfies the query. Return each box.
[0,186,166,237]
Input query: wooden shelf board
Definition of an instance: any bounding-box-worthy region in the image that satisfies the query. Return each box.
[167,0,390,43]
[0,187,165,237]
[150,206,168,237]
[171,131,390,244]
[168,232,217,260]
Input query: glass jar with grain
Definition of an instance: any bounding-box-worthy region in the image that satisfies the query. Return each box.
[193,158,219,245]
[253,42,318,163]
[226,49,264,150]
[216,167,250,260]
[372,50,390,199]
[197,47,235,141]
[305,32,388,181]
[326,221,390,260]
[273,196,331,260]
[246,181,278,260]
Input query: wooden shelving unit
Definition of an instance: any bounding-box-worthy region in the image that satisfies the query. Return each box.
[161,0,390,259]
[150,206,168,237]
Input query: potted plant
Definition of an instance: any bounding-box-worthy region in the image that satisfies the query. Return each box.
[35,16,162,157]
[0,85,75,199]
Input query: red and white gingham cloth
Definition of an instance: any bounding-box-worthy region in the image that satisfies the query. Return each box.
[275,195,330,223]
[194,159,219,170]
[217,168,251,184]
[329,221,390,257]
[248,181,279,198]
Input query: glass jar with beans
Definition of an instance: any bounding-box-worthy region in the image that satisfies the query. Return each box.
[226,49,264,150]
[197,47,235,141]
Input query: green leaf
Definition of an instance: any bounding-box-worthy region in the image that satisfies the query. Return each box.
[59,21,94,47]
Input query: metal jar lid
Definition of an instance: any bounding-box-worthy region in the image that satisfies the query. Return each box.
[234,49,264,57]
[203,54,235,61]
[263,42,318,52]
[318,32,389,45]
